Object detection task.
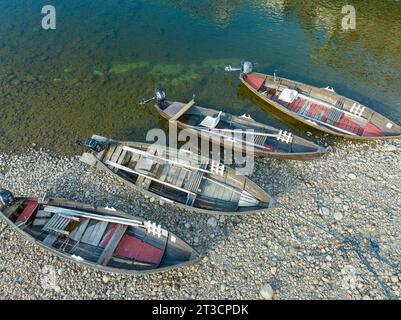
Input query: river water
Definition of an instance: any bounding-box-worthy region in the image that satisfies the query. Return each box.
[0,0,400,153]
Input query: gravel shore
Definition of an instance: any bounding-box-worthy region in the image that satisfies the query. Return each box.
[0,139,400,300]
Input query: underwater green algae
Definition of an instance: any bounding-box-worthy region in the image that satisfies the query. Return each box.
[0,60,232,155]
[109,62,150,75]
[149,64,184,77]
[0,52,264,154]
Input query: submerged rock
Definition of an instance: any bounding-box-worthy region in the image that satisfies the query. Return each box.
[93,69,104,77]
[150,64,184,76]
[109,61,150,74]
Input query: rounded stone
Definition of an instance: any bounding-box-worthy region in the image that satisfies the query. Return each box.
[348,173,357,180]
[319,207,330,216]
[102,275,110,284]
[260,283,274,300]
[385,145,397,152]
[334,196,343,204]
[333,211,344,221]
[207,217,218,228]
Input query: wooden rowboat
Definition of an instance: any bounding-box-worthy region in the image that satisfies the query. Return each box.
[238,64,401,140]
[151,91,327,160]
[0,189,199,275]
[78,135,274,215]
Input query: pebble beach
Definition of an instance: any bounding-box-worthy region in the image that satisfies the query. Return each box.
[0,139,400,300]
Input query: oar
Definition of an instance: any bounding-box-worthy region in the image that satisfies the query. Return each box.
[297,93,367,121]
[204,177,258,203]
[185,125,287,148]
[108,151,257,203]
[191,125,293,141]
[43,206,144,227]
[201,130,268,150]
[44,206,166,238]
[298,114,358,136]
[122,146,217,175]
[105,160,197,196]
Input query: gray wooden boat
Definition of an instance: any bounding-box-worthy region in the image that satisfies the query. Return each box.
[78,135,274,215]
[230,62,401,140]
[144,89,327,160]
[0,189,199,275]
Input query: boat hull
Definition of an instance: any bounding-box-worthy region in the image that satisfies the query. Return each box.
[240,73,401,140]
[0,197,200,275]
[155,102,327,161]
[80,136,275,216]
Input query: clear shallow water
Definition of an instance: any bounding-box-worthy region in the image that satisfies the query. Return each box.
[0,0,400,153]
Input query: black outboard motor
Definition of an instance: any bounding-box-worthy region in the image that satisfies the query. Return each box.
[0,189,15,210]
[154,88,168,109]
[87,139,105,152]
[76,139,105,152]
[140,88,168,108]
[155,88,166,102]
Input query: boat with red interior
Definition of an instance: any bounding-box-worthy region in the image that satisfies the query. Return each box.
[234,62,401,140]
[143,89,327,160]
[0,189,200,275]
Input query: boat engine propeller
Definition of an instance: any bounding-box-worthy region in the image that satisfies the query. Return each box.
[224,61,254,74]
[75,139,106,152]
[140,88,167,106]
[0,189,15,209]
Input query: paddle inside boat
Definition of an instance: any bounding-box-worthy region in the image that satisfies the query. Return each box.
[78,135,274,215]
[0,189,199,275]
[227,62,401,140]
[140,89,327,160]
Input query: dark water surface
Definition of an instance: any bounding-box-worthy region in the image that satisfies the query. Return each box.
[0,0,400,154]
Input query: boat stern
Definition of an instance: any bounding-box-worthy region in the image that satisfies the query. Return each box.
[79,152,98,167]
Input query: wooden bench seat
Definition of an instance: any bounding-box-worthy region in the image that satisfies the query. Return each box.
[100,225,164,265]
[16,201,39,224]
